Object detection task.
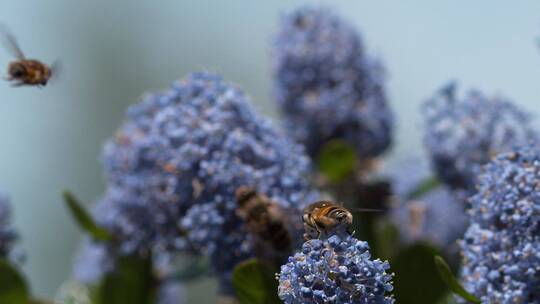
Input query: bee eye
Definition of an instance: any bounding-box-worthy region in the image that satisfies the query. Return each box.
[336,213,347,221]
[10,65,25,77]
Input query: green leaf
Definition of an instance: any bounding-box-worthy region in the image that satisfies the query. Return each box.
[435,293,459,304]
[376,222,401,260]
[88,285,101,304]
[232,259,281,304]
[97,255,154,304]
[391,243,447,304]
[30,299,54,304]
[406,177,441,200]
[316,139,357,183]
[434,256,481,304]
[63,191,112,241]
[0,258,30,304]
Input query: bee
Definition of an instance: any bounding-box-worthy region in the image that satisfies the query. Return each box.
[302,201,354,239]
[1,26,58,87]
[235,186,291,253]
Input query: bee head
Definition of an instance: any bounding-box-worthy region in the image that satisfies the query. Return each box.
[8,62,26,78]
[302,213,310,224]
[335,210,353,226]
[235,186,256,205]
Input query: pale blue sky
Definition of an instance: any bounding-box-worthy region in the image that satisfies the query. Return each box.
[0,0,539,299]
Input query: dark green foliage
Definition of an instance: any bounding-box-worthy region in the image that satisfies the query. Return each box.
[434,256,481,304]
[391,243,447,304]
[29,300,53,304]
[0,258,29,304]
[63,191,112,241]
[317,140,357,183]
[376,222,401,260]
[97,255,154,304]
[232,259,281,304]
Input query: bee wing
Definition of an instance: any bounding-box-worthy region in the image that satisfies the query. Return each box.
[351,207,383,213]
[51,59,61,76]
[0,25,25,59]
[48,59,62,83]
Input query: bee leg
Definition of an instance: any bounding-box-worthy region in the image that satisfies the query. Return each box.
[10,81,25,87]
[303,229,312,241]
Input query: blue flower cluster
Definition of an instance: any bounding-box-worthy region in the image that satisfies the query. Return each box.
[156,281,185,304]
[422,83,537,192]
[272,6,393,160]
[387,157,467,250]
[0,192,17,258]
[391,188,467,250]
[459,146,540,302]
[278,231,394,303]
[81,73,318,290]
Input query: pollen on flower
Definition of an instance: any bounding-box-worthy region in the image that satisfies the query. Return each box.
[278,231,394,304]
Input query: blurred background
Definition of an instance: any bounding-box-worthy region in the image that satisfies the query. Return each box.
[0,0,539,301]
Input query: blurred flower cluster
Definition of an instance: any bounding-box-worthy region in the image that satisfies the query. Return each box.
[2,3,539,304]
[459,146,540,302]
[272,6,393,161]
[388,157,467,252]
[75,72,318,294]
[63,5,540,304]
[423,82,538,194]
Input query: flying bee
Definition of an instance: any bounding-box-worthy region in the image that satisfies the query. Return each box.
[235,186,291,253]
[1,26,58,87]
[303,201,381,240]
